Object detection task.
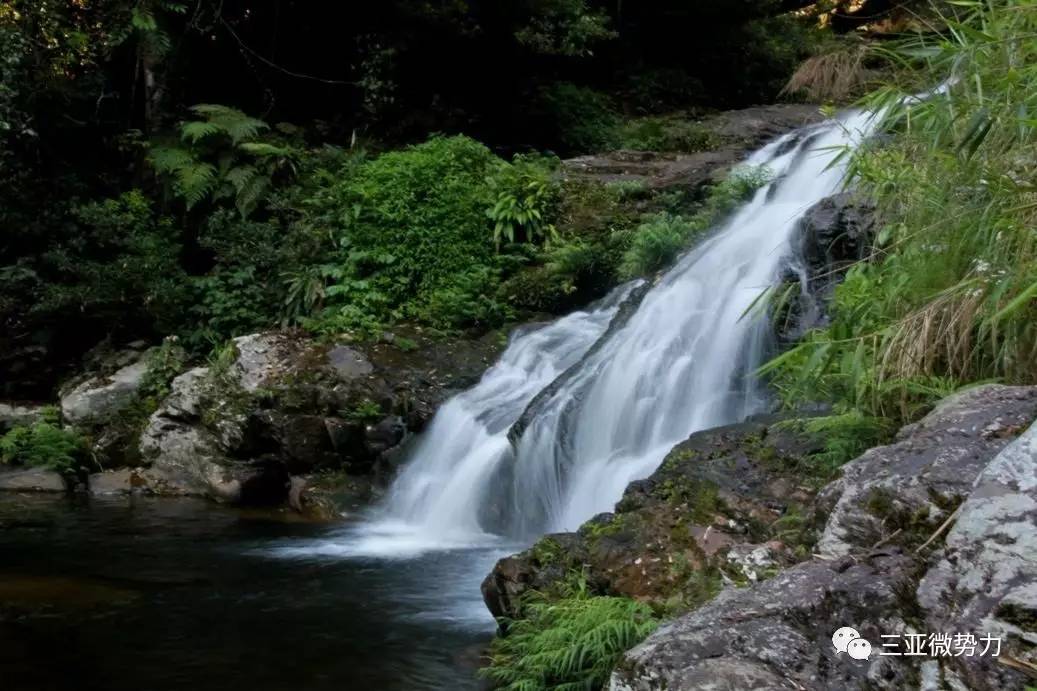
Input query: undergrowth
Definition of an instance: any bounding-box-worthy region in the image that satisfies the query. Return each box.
[484,576,659,691]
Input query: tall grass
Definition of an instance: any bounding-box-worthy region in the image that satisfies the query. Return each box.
[765,0,1037,423]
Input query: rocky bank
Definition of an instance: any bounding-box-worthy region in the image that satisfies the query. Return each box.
[484,384,1037,690]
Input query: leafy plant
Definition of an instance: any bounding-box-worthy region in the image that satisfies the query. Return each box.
[0,421,86,474]
[483,577,659,691]
[150,104,301,216]
[487,154,561,248]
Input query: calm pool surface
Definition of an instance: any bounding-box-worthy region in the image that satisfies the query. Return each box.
[0,495,509,691]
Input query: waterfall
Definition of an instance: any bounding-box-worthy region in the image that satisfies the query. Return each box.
[369,109,877,549]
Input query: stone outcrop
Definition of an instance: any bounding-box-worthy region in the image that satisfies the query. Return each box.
[483,417,824,620]
[60,359,150,426]
[82,328,505,510]
[562,104,823,190]
[607,385,1037,691]
[780,192,877,342]
[0,403,49,432]
[0,468,66,492]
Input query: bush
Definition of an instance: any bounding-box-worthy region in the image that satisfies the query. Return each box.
[616,116,719,153]
[539,82,620,153]
[483,579,659,691]
[0,418,86,475]
[38,190,189,335]
[619,212,691,278]
[618,165,771,279]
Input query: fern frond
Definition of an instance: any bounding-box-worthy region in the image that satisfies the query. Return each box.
[175,162,217,209]
[180,120,222,144]
[149,145,195,173]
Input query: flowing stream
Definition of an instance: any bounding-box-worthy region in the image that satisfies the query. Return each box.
[1,111,882,691]
[369,108,876,547]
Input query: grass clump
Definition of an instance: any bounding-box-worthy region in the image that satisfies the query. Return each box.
[764,0,1037,426]
[484,578,659,691]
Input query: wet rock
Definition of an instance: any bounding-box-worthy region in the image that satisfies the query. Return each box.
[0,468,67,492]
[483,418,822,621]
[817,384,1037,557]
[780,192,877,341]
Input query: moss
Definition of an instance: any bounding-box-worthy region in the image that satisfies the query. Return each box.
[655,477,722,524]
[531,537,566,567]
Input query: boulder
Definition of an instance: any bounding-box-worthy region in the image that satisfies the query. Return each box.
[606,385,1037,691]
[60,358,150,425]
[917,419,1037,690]
[781,192,877,341]
[483,418,822,620]
[817,384,1037,557]
[135,329,505,509]
[610,553,919,691]
[0,468,66,492]
[0,403,49,432]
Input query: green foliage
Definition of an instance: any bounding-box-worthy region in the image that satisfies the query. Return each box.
[300,135,522,331]
[616,117,719,153]
[150,104,300,217]
[346,399,382,423]
[539,83,620,153]
[37,190,188,333]
[618,165,771,279]
[765,0,1037,424]
[484,578,659,691]
[488,154,561,248]
[514,0,616,57]
[777,412,893,480]
[138,338,187,402]
[0,421,85,474]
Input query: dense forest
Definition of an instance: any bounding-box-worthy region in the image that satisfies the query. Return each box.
[3,1,1037,690]
[1,0,917,399]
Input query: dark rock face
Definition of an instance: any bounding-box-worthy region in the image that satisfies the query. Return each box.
[780,192,877,341]
[483,418,823,621]
[607,385,1037,691]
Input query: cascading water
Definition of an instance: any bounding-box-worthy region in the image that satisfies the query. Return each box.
[361,109,878,551]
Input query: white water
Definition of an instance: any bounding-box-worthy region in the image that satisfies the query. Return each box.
[353,109,877,554]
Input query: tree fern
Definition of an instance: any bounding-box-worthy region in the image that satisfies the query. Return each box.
[149,104,297,216]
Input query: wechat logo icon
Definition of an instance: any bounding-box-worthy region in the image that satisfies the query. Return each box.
[832,626,872,660]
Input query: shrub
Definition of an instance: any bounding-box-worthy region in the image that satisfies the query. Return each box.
[539,82,620,153]
[487,154,561,248]
[616,116,719,153]
[618,212,691,278]
[0,420,86,474]
[618,165,771,279]
[483,578,659,691]
[38,190,189,335]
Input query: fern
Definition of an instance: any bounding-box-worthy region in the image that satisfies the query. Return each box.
[483,578,658,691]
[149,105,297,217]
[176,161,217,209]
